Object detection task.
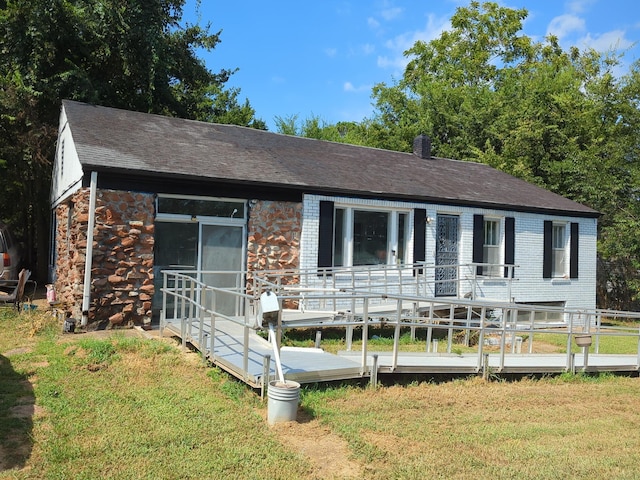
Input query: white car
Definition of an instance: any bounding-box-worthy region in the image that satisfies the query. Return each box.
[0,223,20,280]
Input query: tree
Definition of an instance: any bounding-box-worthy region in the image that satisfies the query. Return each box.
[361,2,640,309]
[0,0,264,280]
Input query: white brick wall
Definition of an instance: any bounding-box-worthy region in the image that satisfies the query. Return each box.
[301,194,597,312]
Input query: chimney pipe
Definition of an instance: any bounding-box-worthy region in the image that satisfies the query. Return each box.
[413,134,431,159]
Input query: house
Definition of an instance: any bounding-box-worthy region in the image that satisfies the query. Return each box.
[50,100,599,329]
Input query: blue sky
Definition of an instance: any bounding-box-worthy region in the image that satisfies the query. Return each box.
[184,1,640,130]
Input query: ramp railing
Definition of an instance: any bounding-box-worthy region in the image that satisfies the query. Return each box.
[160,265,640,383]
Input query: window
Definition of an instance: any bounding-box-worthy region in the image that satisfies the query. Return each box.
[552,224,566,277]
[472,215,515,278]
[353,210,389,265]
[318,201,410,268]
[157,195,245,219]
[483,219,501,276]
[543,221,579,279]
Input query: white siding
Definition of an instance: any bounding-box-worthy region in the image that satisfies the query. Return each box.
[301,194,597,312]
[51,106,84,206]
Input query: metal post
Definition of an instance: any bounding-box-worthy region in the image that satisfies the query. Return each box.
[243,322,250,382]
[276,298,283,351]
[314,330,322,349]
[202,333,209,365]
[510,308,519,354]
[426,326,433,352]
[188,280,195,340]
[566,312,574,371]
[159,309,166,337]
[569,352,575,374]
[582,346,589,372]
[499,308,507,371]
[370,354,379,388]
[160,272,168,336]
[391,299,403,371]
[262,354,271,400]
[528,310,535,354]
[198,287,206,348]
[464,305,472,347]
[180,276,187,351]
[346,316,353,352]
[210,318,216,364]
[476,306,486,371]
[361,298,369,375]
[483,353,490,380]
[594,313,601,354]
[447,304,454,354]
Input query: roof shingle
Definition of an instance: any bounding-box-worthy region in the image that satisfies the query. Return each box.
[62,100,598,217]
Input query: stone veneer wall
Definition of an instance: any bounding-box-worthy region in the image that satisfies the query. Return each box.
[54,188,155,329]
[246,200,302,304]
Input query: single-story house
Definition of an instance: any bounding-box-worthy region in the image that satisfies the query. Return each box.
[50,100,599,329]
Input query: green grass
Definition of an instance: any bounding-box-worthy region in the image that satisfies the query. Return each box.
[3,309,640,479]
[0,310,312,479]
[533,329,640,354]
[302,375,640,479]
[280,325,479,354]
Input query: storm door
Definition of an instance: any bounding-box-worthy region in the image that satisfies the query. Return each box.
[153,195,247,316]
[153,221,198,312]
[199,223,245,316]
[435,215,459,296]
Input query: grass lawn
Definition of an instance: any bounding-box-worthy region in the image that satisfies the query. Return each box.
[2,308,640,479]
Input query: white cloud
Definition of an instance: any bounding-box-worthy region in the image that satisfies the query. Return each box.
[362,43,375,55]
[343,81,371,93]
[377,13,450,73]
[547,14,585,40]
[367,17,380,29]
[578,29,634,53]
[380,7,403,21]
[566,0,597,14]
[325,47,338,58]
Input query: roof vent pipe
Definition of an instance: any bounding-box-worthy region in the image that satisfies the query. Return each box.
[413,134,431,159]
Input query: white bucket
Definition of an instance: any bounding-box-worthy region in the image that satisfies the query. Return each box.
[267,380,300,425]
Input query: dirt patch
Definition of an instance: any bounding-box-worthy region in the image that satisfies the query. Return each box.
[269,409,363,479]
[9,403,45,419]
[3,346,33,356]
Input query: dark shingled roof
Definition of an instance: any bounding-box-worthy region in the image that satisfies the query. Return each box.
[62,100,598,217]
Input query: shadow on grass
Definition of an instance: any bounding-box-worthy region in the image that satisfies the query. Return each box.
[0,352,34,471]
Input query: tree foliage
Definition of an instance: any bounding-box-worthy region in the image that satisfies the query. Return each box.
[0,0,264,279]
[289,1,640,309]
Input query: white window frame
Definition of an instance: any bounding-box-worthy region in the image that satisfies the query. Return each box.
[552,223,567,277]
[155,194,247,224]
[333,205,410,267]
[482,218,502,277]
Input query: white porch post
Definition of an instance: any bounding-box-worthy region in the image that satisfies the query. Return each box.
[81,171,98,327]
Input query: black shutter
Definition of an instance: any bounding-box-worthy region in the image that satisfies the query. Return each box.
[570,222,579,279]
[543,220,553,279]
[413,209,427,274]
[317,201,334,270]
[472,214,484,276]
[504,217,515,278]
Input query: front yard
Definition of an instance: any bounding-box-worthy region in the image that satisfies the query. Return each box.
[2,307,640,479]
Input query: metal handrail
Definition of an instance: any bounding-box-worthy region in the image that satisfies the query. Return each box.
[161,267,640,381]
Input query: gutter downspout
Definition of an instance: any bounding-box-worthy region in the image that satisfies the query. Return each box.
[81,171,98,328]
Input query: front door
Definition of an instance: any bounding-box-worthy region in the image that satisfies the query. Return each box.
[435,215,459,296]
[199,224,245,316]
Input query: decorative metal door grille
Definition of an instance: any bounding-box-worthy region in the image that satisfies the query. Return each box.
[435,215,459,296]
